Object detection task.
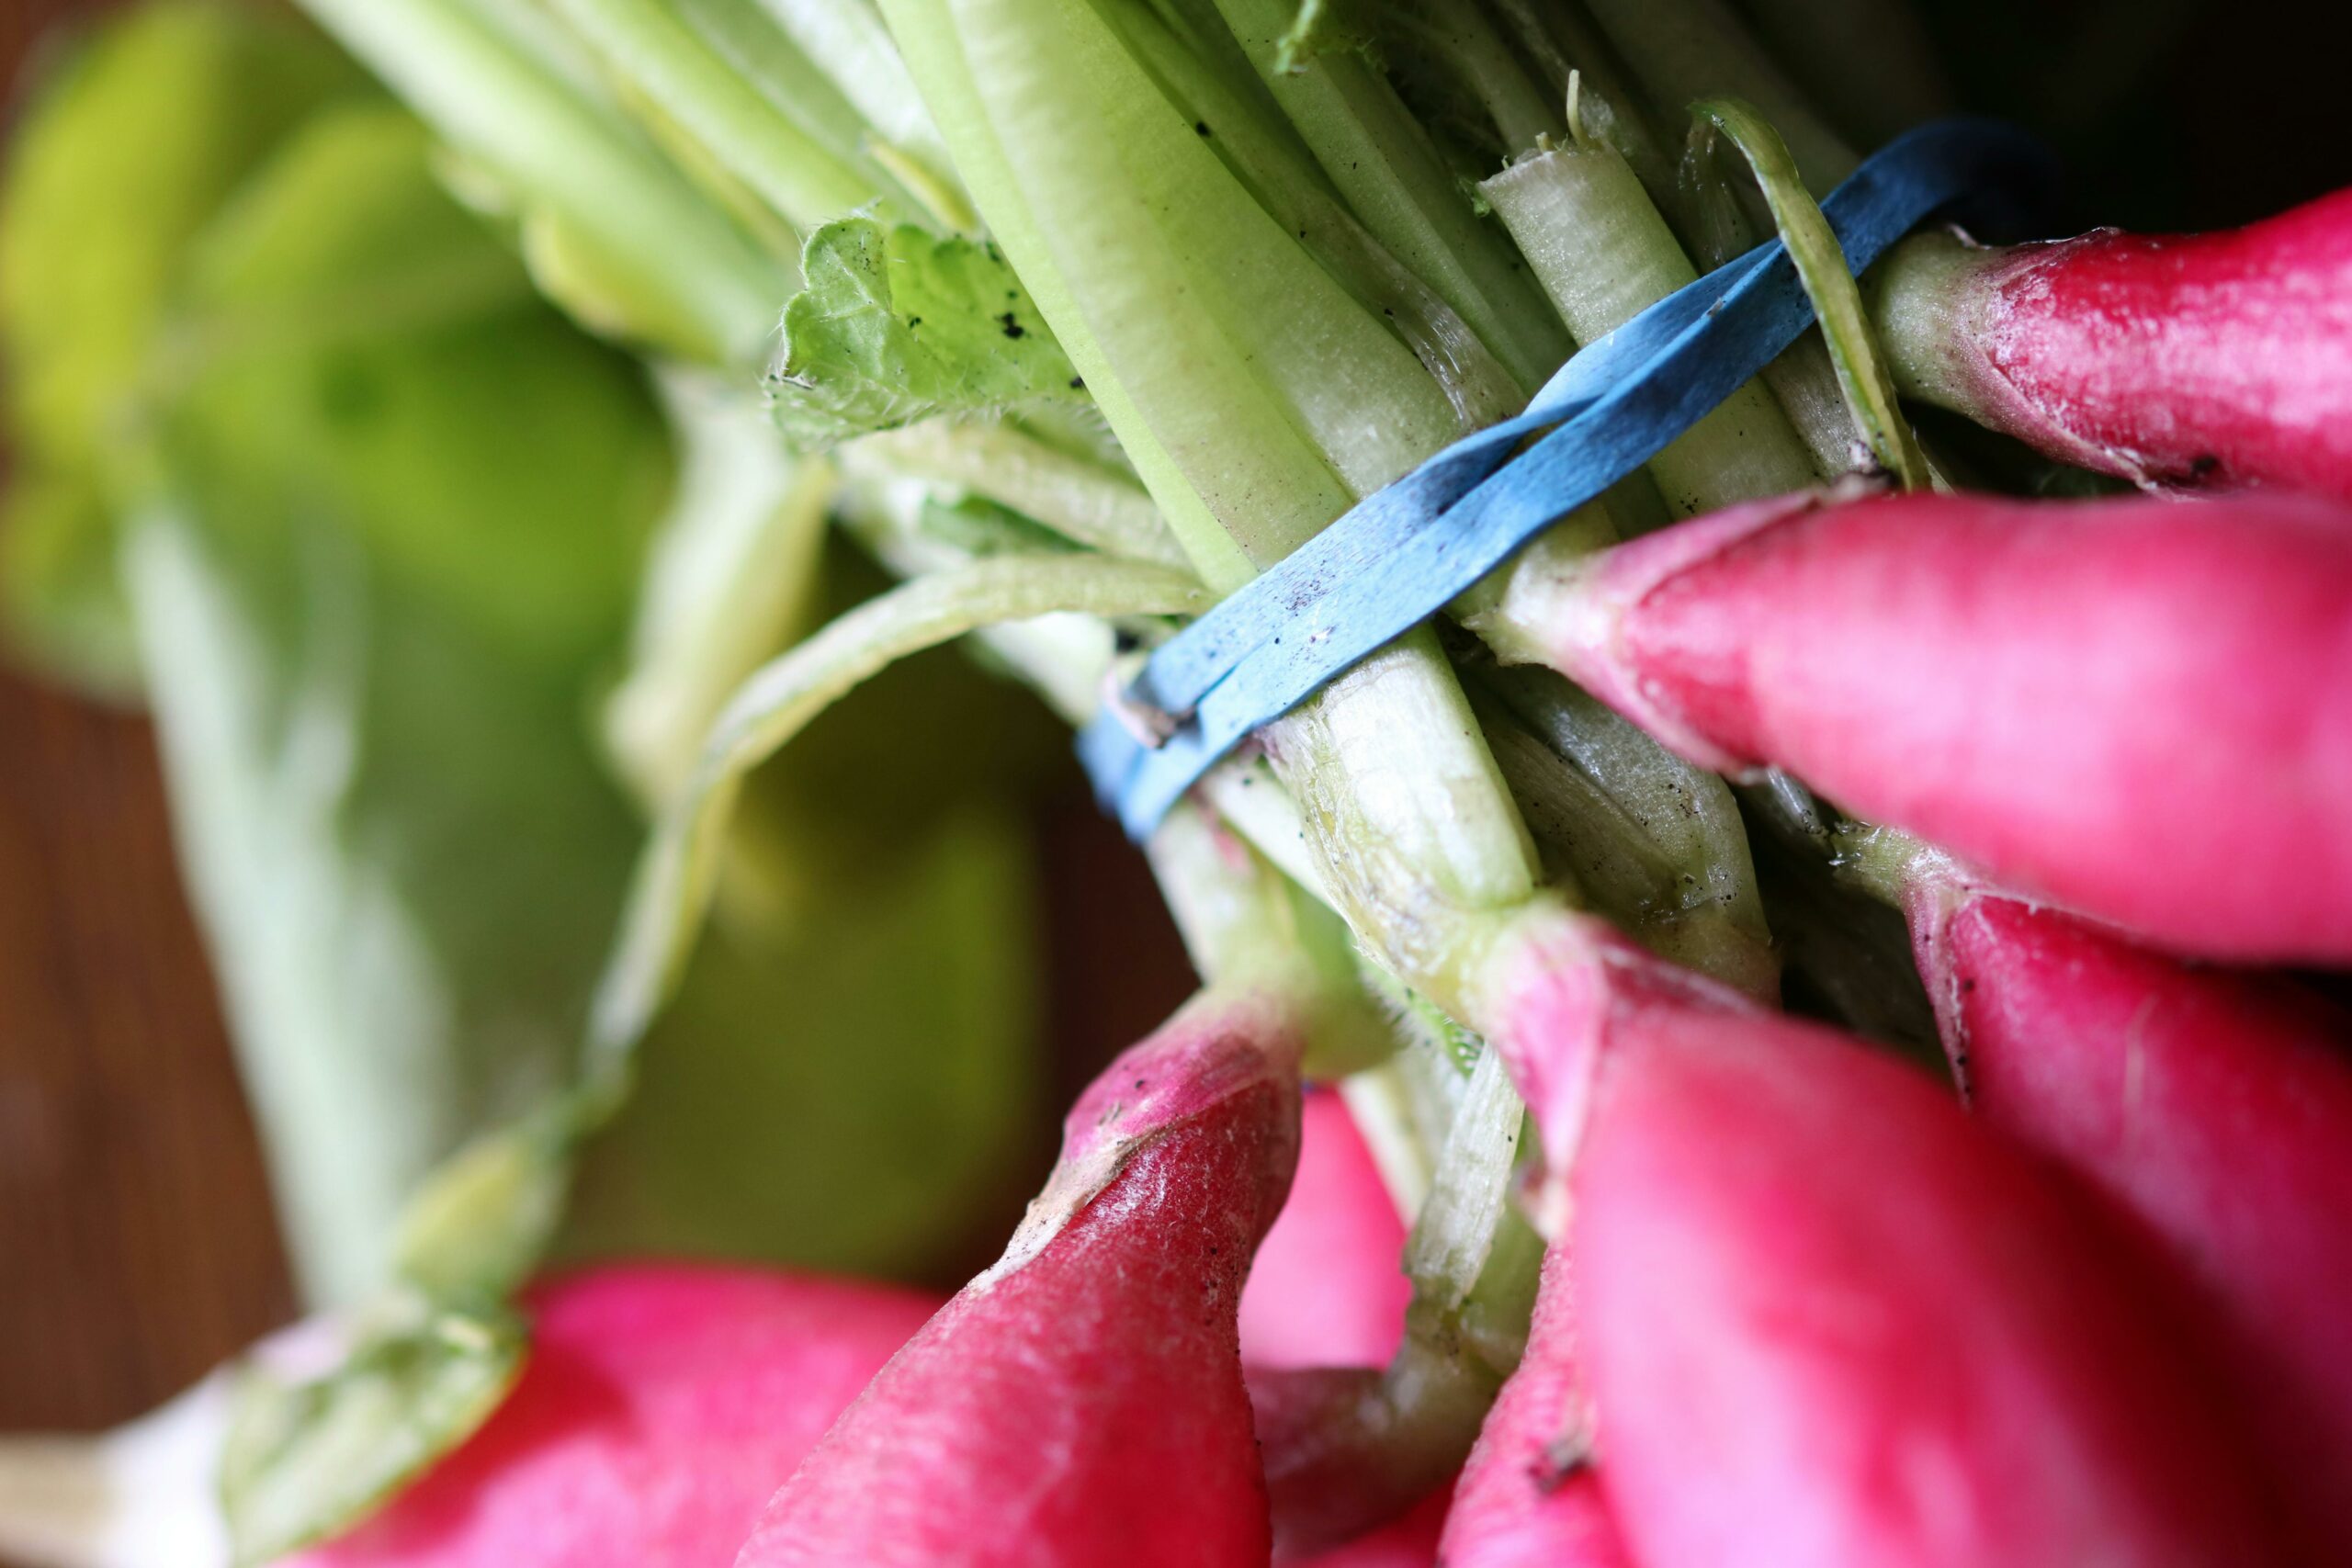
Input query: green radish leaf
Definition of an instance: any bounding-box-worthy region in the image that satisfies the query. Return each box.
[766,217,1086,451]
[220,1299,526,1567]
[124,103,670,1306]
[167,107,665,668]
[1693,96,1931,490]
[0,0,365,467]
[130,100,1079,1545]
[390,1097,597,1304]
[0,0,365,691]
[559,803,1046,1280]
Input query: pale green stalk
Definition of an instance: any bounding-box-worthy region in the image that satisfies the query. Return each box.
[542,0,879,230]
[751,0,960,175]
[842,419,1189,567]
[293,0,786,363]
[1208,0,1577,392]
[1467,661,1778,998]
[826,474,1408,1084]
[1481,130,1819,515]
[1098,0,1523,425]
[605,374,837,807]
[1146,804,1398,1076]
[830,466,1128,720]
[1532,36,1930,491]
[1364,0,1564,154]
[672,0,971,225]
[1699,97,1929,487]
[1759,332,1863,477]
[953,0,1463,541]
[1260,1042,1544,1553]
[1668,123,1853,479]
[878,0,1262,588]
[1826,819,1946,907]
[677,0,872,154]
[893,0,1548,1027]
[1866,231,2010,418]
[1336,1060,1436,1216]
[1403,1046,1545,1373]
[1264,630,1542,1022]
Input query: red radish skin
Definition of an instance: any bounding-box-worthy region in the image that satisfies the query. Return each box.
[1872,191,2352,500]
[1438,1247,1632,1568]
[1476,910,2284,1568]
[1907,873,2352,1551]
[1239,1088,1410,1371]
[736,993,1304,1568]
[288,1264,941,1567]
[1518,488,2352,963]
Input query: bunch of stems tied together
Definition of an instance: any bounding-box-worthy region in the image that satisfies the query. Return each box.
[6,0,2352,1564]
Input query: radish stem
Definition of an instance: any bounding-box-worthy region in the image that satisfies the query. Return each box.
[293,0,787,363]
[1481,134,1819,516]
[543,0,880,231]
[1696,97,1930,488]
[841,420,1188,567]
[593,552,1206,1054]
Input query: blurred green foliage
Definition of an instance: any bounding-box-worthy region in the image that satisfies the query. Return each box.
[1,0,1065,1318]
[0,0,368,690]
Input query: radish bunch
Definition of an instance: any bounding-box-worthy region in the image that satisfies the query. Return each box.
[6,1,2352,1565]
[1476,913,2295,1567]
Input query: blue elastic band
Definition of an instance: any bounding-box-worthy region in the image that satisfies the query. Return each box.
[1078,118,2056,840]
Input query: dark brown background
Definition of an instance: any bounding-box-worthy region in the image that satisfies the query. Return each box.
[0,0,294,1439]
[3,0,2346,1459]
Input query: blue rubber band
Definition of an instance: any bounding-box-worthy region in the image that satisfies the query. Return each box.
[1079,118,2056,841]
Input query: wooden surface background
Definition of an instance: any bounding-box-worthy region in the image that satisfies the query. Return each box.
[0,0,300,1442]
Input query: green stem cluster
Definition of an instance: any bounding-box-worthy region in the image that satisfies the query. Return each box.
[297,0,788,363]
[266,0,1966,1545]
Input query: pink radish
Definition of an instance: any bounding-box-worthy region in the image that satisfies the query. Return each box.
[1438,1247,1632,1568]
[1474,909,2285,1568]
[1871,190,2352,500]
[1906,870,2352,1553]
[1237,1090,1431,1563]
[736,992,1304,1567]
[1239,1088,1410,1371]
[1500,487,2352,962]
[290,1263,941,1567]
